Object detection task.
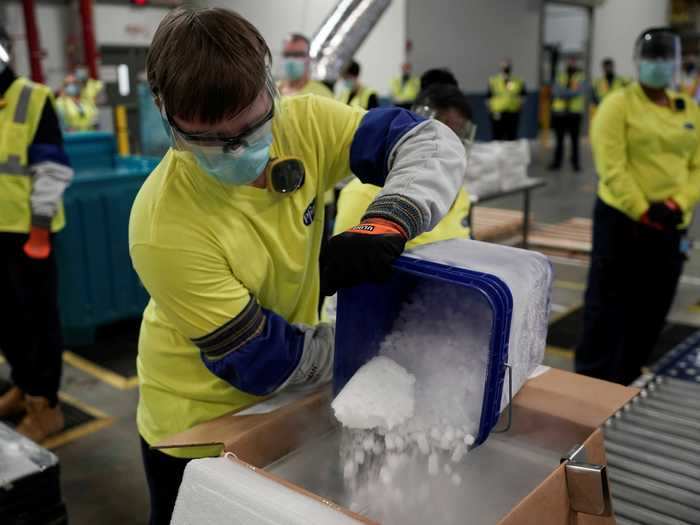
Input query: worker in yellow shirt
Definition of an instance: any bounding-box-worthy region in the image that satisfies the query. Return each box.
[278,33,333,98]
[680,58,700,101]
[131,7,466,524]
[390,62,421,108]
[592,58,628,107]
[335,82,473,246]
[548,58,586,172]
[576,28,700,385]
[336,60,378,110]
[75,66,104,108]
[55,73,98,132]
[487,58,526,141]
[0,23,73,442]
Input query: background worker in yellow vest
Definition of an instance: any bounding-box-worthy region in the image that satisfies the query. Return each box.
[548,57,586,172]
[0,23,74,443]
[278,33,333,98]
[390,61,421,109]
[336,60,378,110]
[487,58,526,141]
[680,58,700,101]
[56,73,99,132]
[335,82,474,247]
[132,8,465,523]
[75,65,104,110]
[592,58,629,107]
[576,28,700,385]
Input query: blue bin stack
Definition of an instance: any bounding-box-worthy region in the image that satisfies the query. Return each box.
[56,132,161,345]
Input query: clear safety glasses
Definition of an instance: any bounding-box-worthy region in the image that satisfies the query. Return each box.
[161,70,279,160]
[412,104,477,156]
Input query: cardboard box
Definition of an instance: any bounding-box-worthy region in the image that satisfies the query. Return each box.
[158,369,638,524]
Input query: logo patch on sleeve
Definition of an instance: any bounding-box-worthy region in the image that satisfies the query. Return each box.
[303,198,316,226]
[685,122,695,130]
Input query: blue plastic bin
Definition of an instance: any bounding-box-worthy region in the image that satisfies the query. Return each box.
[55,132,162,345]
[334,255,513,446]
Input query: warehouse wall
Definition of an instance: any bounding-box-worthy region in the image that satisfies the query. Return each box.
[405,0,541,93]
[592,0,669,79]
[4,1,71,91]
[204,0,406,96]
[4,1,170,91]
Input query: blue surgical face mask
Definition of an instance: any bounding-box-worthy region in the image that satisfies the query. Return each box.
[639,60,675,88]
[193,131,274,186]
[283,58,306,81]
[65,84,80,97]
[342,79,355,92]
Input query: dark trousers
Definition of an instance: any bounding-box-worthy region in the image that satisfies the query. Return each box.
[490,111,520,141]
[551,113,582,168]
[140,437,191,525]
[0,233,62,405]
[575,199,685,385]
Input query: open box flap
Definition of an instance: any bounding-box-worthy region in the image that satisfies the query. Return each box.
[498,428,614,525]
[154,386,334,467]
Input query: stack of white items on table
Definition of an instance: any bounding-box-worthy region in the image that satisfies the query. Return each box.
[331,239,552,524]
[466,139,531,197]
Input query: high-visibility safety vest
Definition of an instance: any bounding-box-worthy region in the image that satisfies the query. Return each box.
[336,86,377,110]
[390,75,421,104]
[0,77,65,234]
[552,71,586,114]
[593,76,628,103]
[56,95,98,132]
[488,74,525,113]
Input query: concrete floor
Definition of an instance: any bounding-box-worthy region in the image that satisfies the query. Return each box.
[3,142,700,524]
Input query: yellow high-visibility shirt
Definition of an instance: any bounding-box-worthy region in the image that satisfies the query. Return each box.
[298,80,334,98]
[552,72,586,114]
[81,78,103,105]
[334,178,470,248]
[337,86,377,110]
[129,95,365,457]
[56,96,98,132]
[592,82,700,227]
[0,77,66,233]
[593,76,628,103]
[390,75,421,104]
[488,74,525,114]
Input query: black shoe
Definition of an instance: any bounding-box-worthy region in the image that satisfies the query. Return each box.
[572,164,581,172]
[547,163,561,171]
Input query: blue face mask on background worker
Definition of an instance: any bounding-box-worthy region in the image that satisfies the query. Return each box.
[639,60,675,88]
[283,58,306,81]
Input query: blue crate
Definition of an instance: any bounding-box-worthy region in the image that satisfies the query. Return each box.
[55,170,151,345]
[334,254,513,446]
[63,132,116,172]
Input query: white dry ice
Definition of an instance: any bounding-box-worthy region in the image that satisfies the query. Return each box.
[332,356,416,431]
[335,281,491,525]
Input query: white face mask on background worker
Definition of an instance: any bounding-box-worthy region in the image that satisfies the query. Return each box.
[635,29,681,89]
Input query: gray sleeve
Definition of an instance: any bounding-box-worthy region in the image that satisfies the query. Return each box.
[29,161,74,228]
[362,119,467,239]
[275,322,335,392]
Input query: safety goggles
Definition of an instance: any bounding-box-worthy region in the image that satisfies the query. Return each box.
[412,104,477,151]
[162,71,279,158]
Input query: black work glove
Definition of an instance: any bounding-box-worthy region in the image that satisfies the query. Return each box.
[320,218,407,297]
[645,199,683,230]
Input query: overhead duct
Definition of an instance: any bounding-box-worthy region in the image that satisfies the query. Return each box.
[310,0,391,83]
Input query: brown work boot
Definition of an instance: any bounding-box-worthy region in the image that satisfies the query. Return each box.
[0,386,26,419]
[16,396,64,443]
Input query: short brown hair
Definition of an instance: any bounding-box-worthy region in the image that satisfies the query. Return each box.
[147,7,271,124]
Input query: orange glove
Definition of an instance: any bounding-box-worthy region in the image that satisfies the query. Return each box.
[23,227,51,259]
